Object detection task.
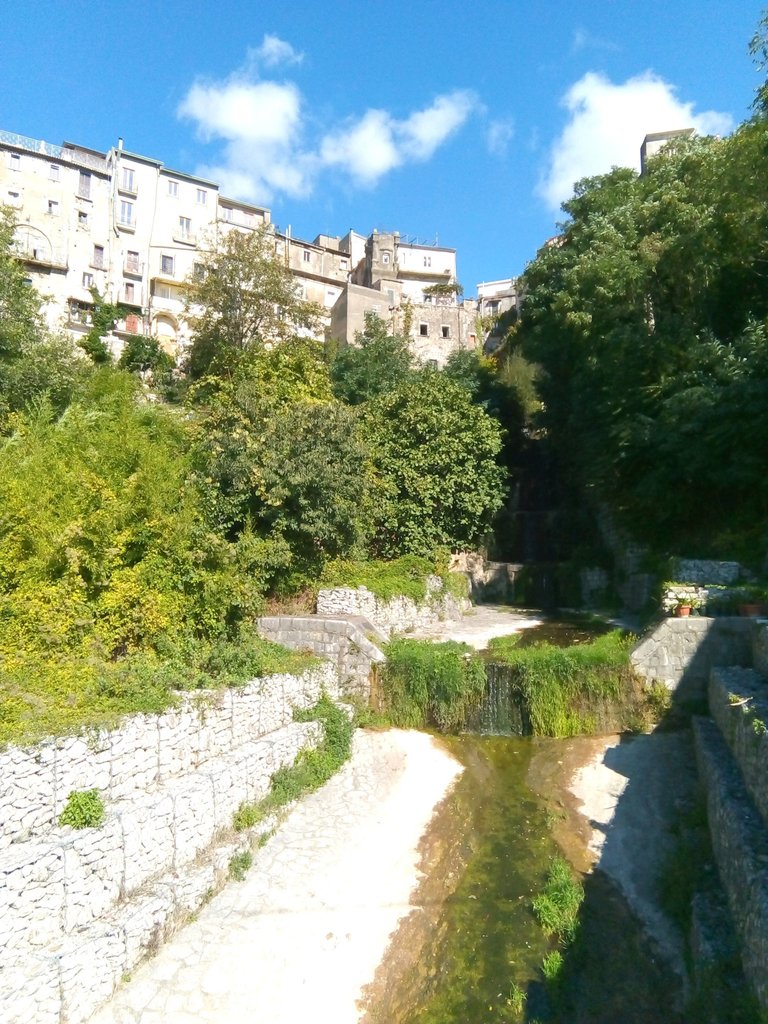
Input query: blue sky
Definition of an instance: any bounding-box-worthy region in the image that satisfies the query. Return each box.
[0,1,763,294]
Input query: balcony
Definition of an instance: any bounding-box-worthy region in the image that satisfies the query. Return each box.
[173,230,196,246]
[123,257,143,277]
[16,247,68,272]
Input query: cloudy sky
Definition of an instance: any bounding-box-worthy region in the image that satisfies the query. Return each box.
[0,0,761,292]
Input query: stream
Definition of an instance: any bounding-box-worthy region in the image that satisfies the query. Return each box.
[362,615,687,1023]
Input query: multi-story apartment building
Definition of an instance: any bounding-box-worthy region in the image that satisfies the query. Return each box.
[329,230,479,366]
[0,128,480,365]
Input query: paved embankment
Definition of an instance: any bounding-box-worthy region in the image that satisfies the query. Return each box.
[89,729,462,1024]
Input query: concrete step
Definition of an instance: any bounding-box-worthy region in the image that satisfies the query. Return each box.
[708,666,768,828]
[693,716,768,1011]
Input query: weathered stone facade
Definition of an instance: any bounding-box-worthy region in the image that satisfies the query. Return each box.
[0,663,339,1024]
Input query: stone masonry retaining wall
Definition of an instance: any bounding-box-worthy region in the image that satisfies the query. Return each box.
[0,662,338,1024]
[693,717,768,1011]
[258,615,386,699]
[316,577,469,638]
[631,618,754,700]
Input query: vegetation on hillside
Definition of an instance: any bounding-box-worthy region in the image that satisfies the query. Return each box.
[517,28,768,563]
[0,215,512,743]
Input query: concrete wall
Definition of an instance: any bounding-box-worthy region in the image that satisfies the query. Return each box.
[0,662,338,1024]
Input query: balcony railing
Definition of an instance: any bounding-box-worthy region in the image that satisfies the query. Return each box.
[0,130,106,172]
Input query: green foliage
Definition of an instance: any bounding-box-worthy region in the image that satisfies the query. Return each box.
[532,856,584,943]
[184,226,323,378]
[321,554,448,602]
[519,111,768,558]
[381,638,486,731]
[487,631,641,736]
[0,334,88,432]
[228,851,253,881]
[330,312,414,405]
[234,695,354,829]
[362,371,506,557]
[541,950,564,984]
[58,789,105,829]
[118,333,175,380]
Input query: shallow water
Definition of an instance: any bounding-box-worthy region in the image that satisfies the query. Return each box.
[364,733,683,1024]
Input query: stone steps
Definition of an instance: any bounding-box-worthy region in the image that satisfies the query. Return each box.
[708,666,768,827]
[693,715,768,1010]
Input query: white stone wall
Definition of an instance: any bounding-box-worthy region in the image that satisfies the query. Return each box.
[0,662,338,1024]
[316,576,469,637]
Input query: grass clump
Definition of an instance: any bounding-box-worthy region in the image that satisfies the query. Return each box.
[228,851,252,881]
[58,789,105,829]
[234,694,354,831]
[532,856,584,944]
[380,638,485,731]
[487,630,644,737]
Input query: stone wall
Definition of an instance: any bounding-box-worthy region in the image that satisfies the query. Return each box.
[316,577,469,637]
[630,618,754,700]
[0,663,338,1024]
[671,559,746,586]
[258,615,385,699]
[693,717,768,1010]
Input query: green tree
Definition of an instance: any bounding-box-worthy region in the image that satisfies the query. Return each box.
[0,205,47,361]
[362,371,506,557]
[184,227,323,378]
[330,312,414,405]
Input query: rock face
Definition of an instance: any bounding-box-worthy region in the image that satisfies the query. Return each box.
[0,662,340,1024]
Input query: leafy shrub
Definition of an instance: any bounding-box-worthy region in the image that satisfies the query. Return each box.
[58,789,105,829]
[381,638,485,731]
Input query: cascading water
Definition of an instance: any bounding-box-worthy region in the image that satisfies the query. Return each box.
[463,662,532,735]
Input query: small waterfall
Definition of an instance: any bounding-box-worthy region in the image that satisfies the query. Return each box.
[464,663,532,736]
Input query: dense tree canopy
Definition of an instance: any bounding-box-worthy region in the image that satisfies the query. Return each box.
[329,312,414,405]
[184,226,323,378]
[519,114,768,558]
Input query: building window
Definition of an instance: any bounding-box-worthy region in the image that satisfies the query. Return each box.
[220,205,233,222]
[178,216,192,239]
[82,272,94,289]
[126,249,140,273]
[7,189,20,206]
[50,164,60,181]
[167,180,178,197]
[47,200,59,216]
[161,254,174,276]
[303,250,311,263]
[78,171,91,199]
[78,210,88,227]
[154,282,171,300]
[124,282,135,303]
[426,358,438,369]
[92,244,105,269]
[381,251,391,265]
[423,256,432,268]
[118,200,134,226]
[121,167,136,192]
[339,259,348,271]
[192,262,205,282]
[441,325,450,339]
[196,189,207,205]
[8,152,20,170]
[419,323,429,336]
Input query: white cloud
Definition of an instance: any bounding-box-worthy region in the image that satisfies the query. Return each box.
[250,34,304,68]
[179,50,479,201]
[538,71,733,212]
[571,28,619,54]
[486,118,515,156]
[320,90,477,187]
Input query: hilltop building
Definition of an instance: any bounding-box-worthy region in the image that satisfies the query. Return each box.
[0,128,481,365]
[640,128,694,174]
